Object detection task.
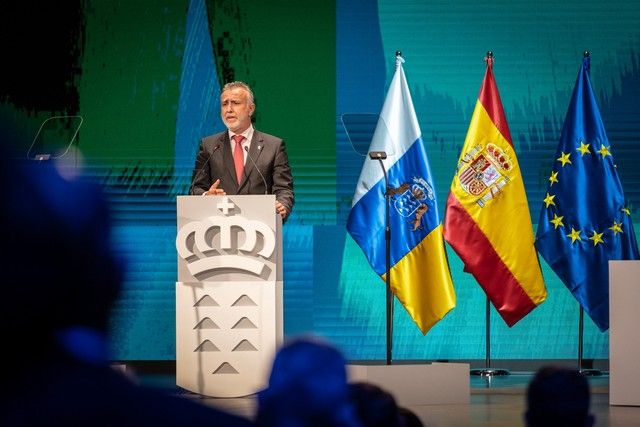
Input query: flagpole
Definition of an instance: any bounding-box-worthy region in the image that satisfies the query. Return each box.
[470,296,509,376]
[578,306,602,376]
[384,156,393,366]
[368,150,393,365]
[350,50,456,364]
[572,50,602,378]
[368,50,409,366]
[372,50,409,366]
[468,52,511,378]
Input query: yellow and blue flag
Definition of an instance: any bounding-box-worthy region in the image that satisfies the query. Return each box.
[347,58,455,334]
[535,55,639,332]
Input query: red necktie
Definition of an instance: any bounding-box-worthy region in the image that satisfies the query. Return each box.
[232,134,245,185]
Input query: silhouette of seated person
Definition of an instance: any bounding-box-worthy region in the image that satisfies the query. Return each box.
[255,336,361,427]
[350,381,401,427]
[349,382,423,427]
[398,407,423,427]
[525,366,594,427]
[0,146,252,426]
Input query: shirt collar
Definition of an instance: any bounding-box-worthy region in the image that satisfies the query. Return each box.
[229,125,254,144]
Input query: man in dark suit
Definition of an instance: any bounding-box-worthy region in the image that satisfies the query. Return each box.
[190,81,294,221]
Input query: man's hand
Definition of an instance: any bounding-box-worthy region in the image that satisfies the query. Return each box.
[276,201,288,219]
[204,179,226,196]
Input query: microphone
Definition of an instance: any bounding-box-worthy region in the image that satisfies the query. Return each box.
[368,151,387,160]
[244,145,268,195]
[189,143,221,195]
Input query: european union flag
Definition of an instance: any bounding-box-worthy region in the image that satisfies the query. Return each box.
[535,55,639,332]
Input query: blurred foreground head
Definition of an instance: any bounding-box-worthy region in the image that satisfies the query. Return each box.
[525,366,594,427]
[257,336,361,427]
[349,382,400,427]
[0,139,121,352]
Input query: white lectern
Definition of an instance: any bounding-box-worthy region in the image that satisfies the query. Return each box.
[175,195,282,397]
[609,260,640,406]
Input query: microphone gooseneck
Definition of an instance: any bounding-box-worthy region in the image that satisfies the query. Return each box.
[189,143,221,195]
[244,145,268,195]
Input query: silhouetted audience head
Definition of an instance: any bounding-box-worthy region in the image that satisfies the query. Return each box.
[0,141,252,426]
[349,381,423,427]
[525,366,594,427]
[256,336,361,427]
[398,407,423,427]
[0,145,122,366]
[349,381,401,427]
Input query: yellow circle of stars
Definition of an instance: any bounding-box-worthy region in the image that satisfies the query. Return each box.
[544,140,632,248]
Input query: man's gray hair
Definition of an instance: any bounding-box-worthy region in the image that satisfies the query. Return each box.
[222,81,255,105]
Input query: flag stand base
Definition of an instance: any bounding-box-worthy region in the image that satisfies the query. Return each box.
[470,368,510,377]
[577,308,604,377]
[473,298,509,377]
[579,369,604,376]
[349,363,469,405]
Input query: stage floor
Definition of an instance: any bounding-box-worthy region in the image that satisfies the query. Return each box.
[131,369,639,426]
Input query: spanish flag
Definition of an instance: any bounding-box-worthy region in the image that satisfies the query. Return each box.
[443,55,547,326]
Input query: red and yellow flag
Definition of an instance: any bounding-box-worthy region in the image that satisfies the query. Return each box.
[443,56,546,326]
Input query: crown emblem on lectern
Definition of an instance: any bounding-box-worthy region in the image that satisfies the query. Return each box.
[176,197,276,277]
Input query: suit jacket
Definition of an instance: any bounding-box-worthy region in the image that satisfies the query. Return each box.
[190,130,294,217]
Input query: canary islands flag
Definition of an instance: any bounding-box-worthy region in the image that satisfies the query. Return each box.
[444,55,547,327]
[535,55,639,332]
[346,57,455,335]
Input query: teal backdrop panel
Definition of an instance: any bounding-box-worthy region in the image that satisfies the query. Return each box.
[334,0,640,361]
[2,0,639,363]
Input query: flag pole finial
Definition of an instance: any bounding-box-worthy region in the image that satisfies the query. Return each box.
[484,51,494,67]
[583,50,591,71]
[395,51,405,69]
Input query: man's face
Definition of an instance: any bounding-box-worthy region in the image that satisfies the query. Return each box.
[221,87,255,133]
